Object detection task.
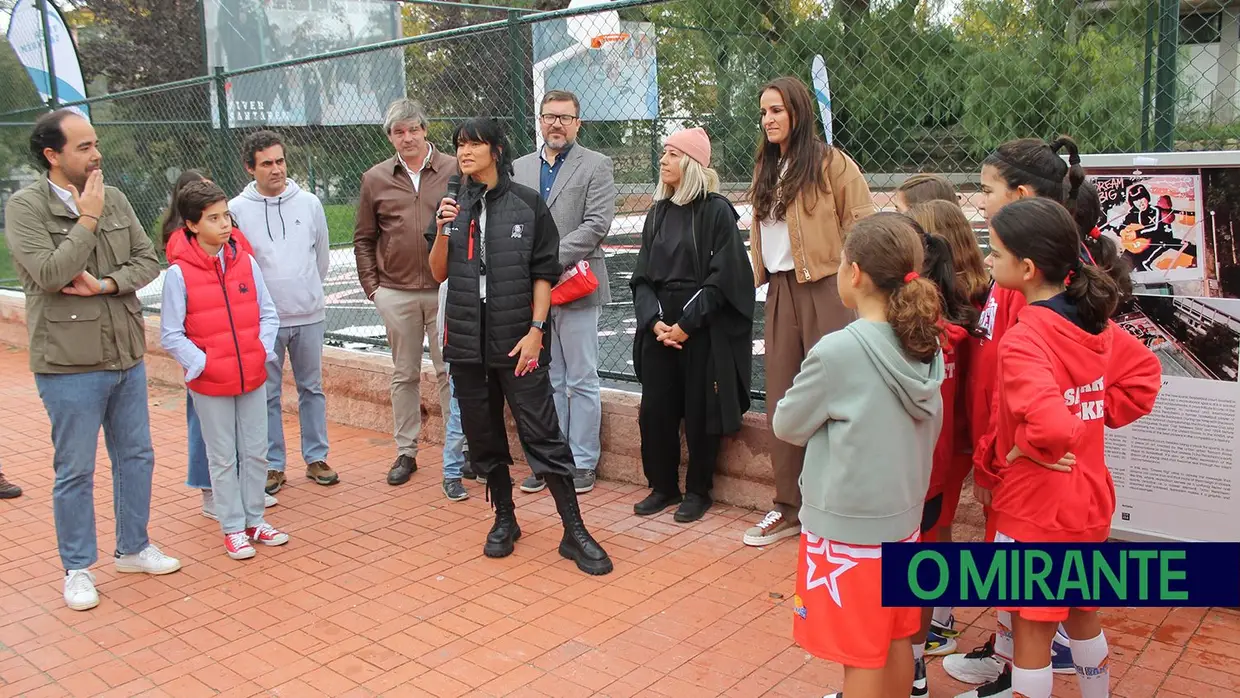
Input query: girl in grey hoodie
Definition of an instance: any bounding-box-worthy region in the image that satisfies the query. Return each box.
[772,212,945,698]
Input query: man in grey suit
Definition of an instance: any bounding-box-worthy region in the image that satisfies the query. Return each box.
[513,90,617,494]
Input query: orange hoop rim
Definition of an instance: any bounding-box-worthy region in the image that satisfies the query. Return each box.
[589,32,631,48]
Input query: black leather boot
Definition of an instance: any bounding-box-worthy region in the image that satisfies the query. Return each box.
[545,473,613,575]
[483,466,520,558]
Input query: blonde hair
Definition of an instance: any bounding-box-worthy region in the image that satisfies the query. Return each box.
[655,153,721,206]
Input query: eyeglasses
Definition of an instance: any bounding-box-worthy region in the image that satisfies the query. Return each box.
[539,114,579,126]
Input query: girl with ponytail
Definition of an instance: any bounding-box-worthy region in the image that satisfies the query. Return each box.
[947,134,1099,691]
[771,213,945,698]
[971,197,1159,698]
[1073,179,1134,300]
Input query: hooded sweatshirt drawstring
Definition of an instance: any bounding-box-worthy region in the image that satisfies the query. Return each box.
[262,196,287,240]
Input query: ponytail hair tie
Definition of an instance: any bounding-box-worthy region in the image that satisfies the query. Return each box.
[903,271,920,284]
[1089,226,1101,240]
[1064,269,1077,286]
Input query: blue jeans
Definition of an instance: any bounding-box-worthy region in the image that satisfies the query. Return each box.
[549,305,602,471]
[443,377,466,480]
[185,392,211,489]
[266,321,330,472]
[35,363,154,570]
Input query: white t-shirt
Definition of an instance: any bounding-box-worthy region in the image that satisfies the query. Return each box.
[761,216,795,274]
[759,162,795,274]
[478,198,488,300]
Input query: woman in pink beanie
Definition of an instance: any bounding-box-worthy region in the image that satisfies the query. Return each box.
[628,128,755,523]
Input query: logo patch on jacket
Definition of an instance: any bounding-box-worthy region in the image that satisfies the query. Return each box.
[238,282,250,294]
[510,224,524,238]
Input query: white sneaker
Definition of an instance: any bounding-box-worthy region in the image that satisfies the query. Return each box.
[742,510,800,547]
[63,569,99,611]
[265,493,278,508]
[943,637,1005,685]
[114,544,182,575]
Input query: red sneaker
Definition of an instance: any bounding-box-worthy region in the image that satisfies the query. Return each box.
[246,523,289,547]
[224,531,255,560]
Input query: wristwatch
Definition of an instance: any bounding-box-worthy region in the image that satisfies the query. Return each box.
[530,320,547,332]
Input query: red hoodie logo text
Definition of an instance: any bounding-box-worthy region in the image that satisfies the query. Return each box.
[1064,376,1105,421]
[978,295,997,341]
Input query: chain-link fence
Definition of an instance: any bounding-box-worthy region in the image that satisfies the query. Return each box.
[2,0,1239,397]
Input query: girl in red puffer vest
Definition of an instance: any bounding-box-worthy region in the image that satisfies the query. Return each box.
[159,180,289,561]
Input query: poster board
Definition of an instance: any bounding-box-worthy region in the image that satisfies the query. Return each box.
[1082,151,1240,543]
[203,0,405,127]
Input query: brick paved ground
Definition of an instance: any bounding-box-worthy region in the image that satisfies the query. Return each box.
[1,344,1238,698]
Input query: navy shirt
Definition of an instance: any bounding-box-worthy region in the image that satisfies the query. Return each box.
[539,144,573,200]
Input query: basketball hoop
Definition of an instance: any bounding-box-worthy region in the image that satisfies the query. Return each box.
[589,32,630,48]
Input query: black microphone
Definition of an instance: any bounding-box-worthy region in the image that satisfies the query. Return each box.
[445,174,460,236]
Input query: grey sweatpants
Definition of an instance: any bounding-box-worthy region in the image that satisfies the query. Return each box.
[190,387,269,535]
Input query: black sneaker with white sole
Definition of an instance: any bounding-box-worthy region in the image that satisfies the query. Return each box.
[954,666,1012,698]
[911,655,928,697]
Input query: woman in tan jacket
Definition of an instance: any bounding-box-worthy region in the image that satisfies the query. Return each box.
[744,76,877,547]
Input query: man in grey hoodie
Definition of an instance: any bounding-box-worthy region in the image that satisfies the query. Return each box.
[230,130,336,495]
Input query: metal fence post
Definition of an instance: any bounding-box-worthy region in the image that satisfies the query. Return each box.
[1153,0,1179,151]
[37,0,58,109]
[212,66,237,194]
[507,9,532,155]
[1140,0,1156,151]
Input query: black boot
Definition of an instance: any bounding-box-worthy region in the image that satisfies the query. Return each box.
[545,473,613,576]
[483,466,520,558]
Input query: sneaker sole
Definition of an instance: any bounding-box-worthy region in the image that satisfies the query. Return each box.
[202,509,219,521]
[520,483,546,493]
[227,548,257,560]
[265,482,283,495]
[251,536,289,547]
[444,490,470,502]
[306,473,340,486]
[65,596,99,611]
[115,560,182,575]
[574,483,595,494]
[743,525,801,547]
[925,639,958,656]
[941,660,1003,685]
[1052,665,1076,675]
[0,490,21,499]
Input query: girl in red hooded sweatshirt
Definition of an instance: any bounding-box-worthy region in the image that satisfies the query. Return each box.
[981,198,1159,698]
[945,137,1133,697]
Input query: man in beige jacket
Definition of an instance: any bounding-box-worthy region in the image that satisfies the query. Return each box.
[5,110,181,612]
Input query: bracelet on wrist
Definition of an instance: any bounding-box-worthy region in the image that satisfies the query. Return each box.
[79,214,98,222]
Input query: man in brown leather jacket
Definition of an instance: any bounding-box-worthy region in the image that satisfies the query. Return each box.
[354,98,458,486]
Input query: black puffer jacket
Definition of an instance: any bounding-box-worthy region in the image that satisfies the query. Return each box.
[441,174,561,367]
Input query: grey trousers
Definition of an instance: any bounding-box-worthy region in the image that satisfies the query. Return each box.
[190,387,269,535]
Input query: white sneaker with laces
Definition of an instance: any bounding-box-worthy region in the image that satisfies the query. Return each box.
[63,569,99,611]
[742,510,800,547]
[115,544,182,575]
[264,493,278,508]
[943,637,1005,685]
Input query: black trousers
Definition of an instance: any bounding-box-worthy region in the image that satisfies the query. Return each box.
[451,362,575,479]
[638,288,721,497]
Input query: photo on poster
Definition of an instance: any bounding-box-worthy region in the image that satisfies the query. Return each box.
[1115,295,1240,381]
[1091,174,1204,292]
[1202,167,1240,299]
[204,0,405,127]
